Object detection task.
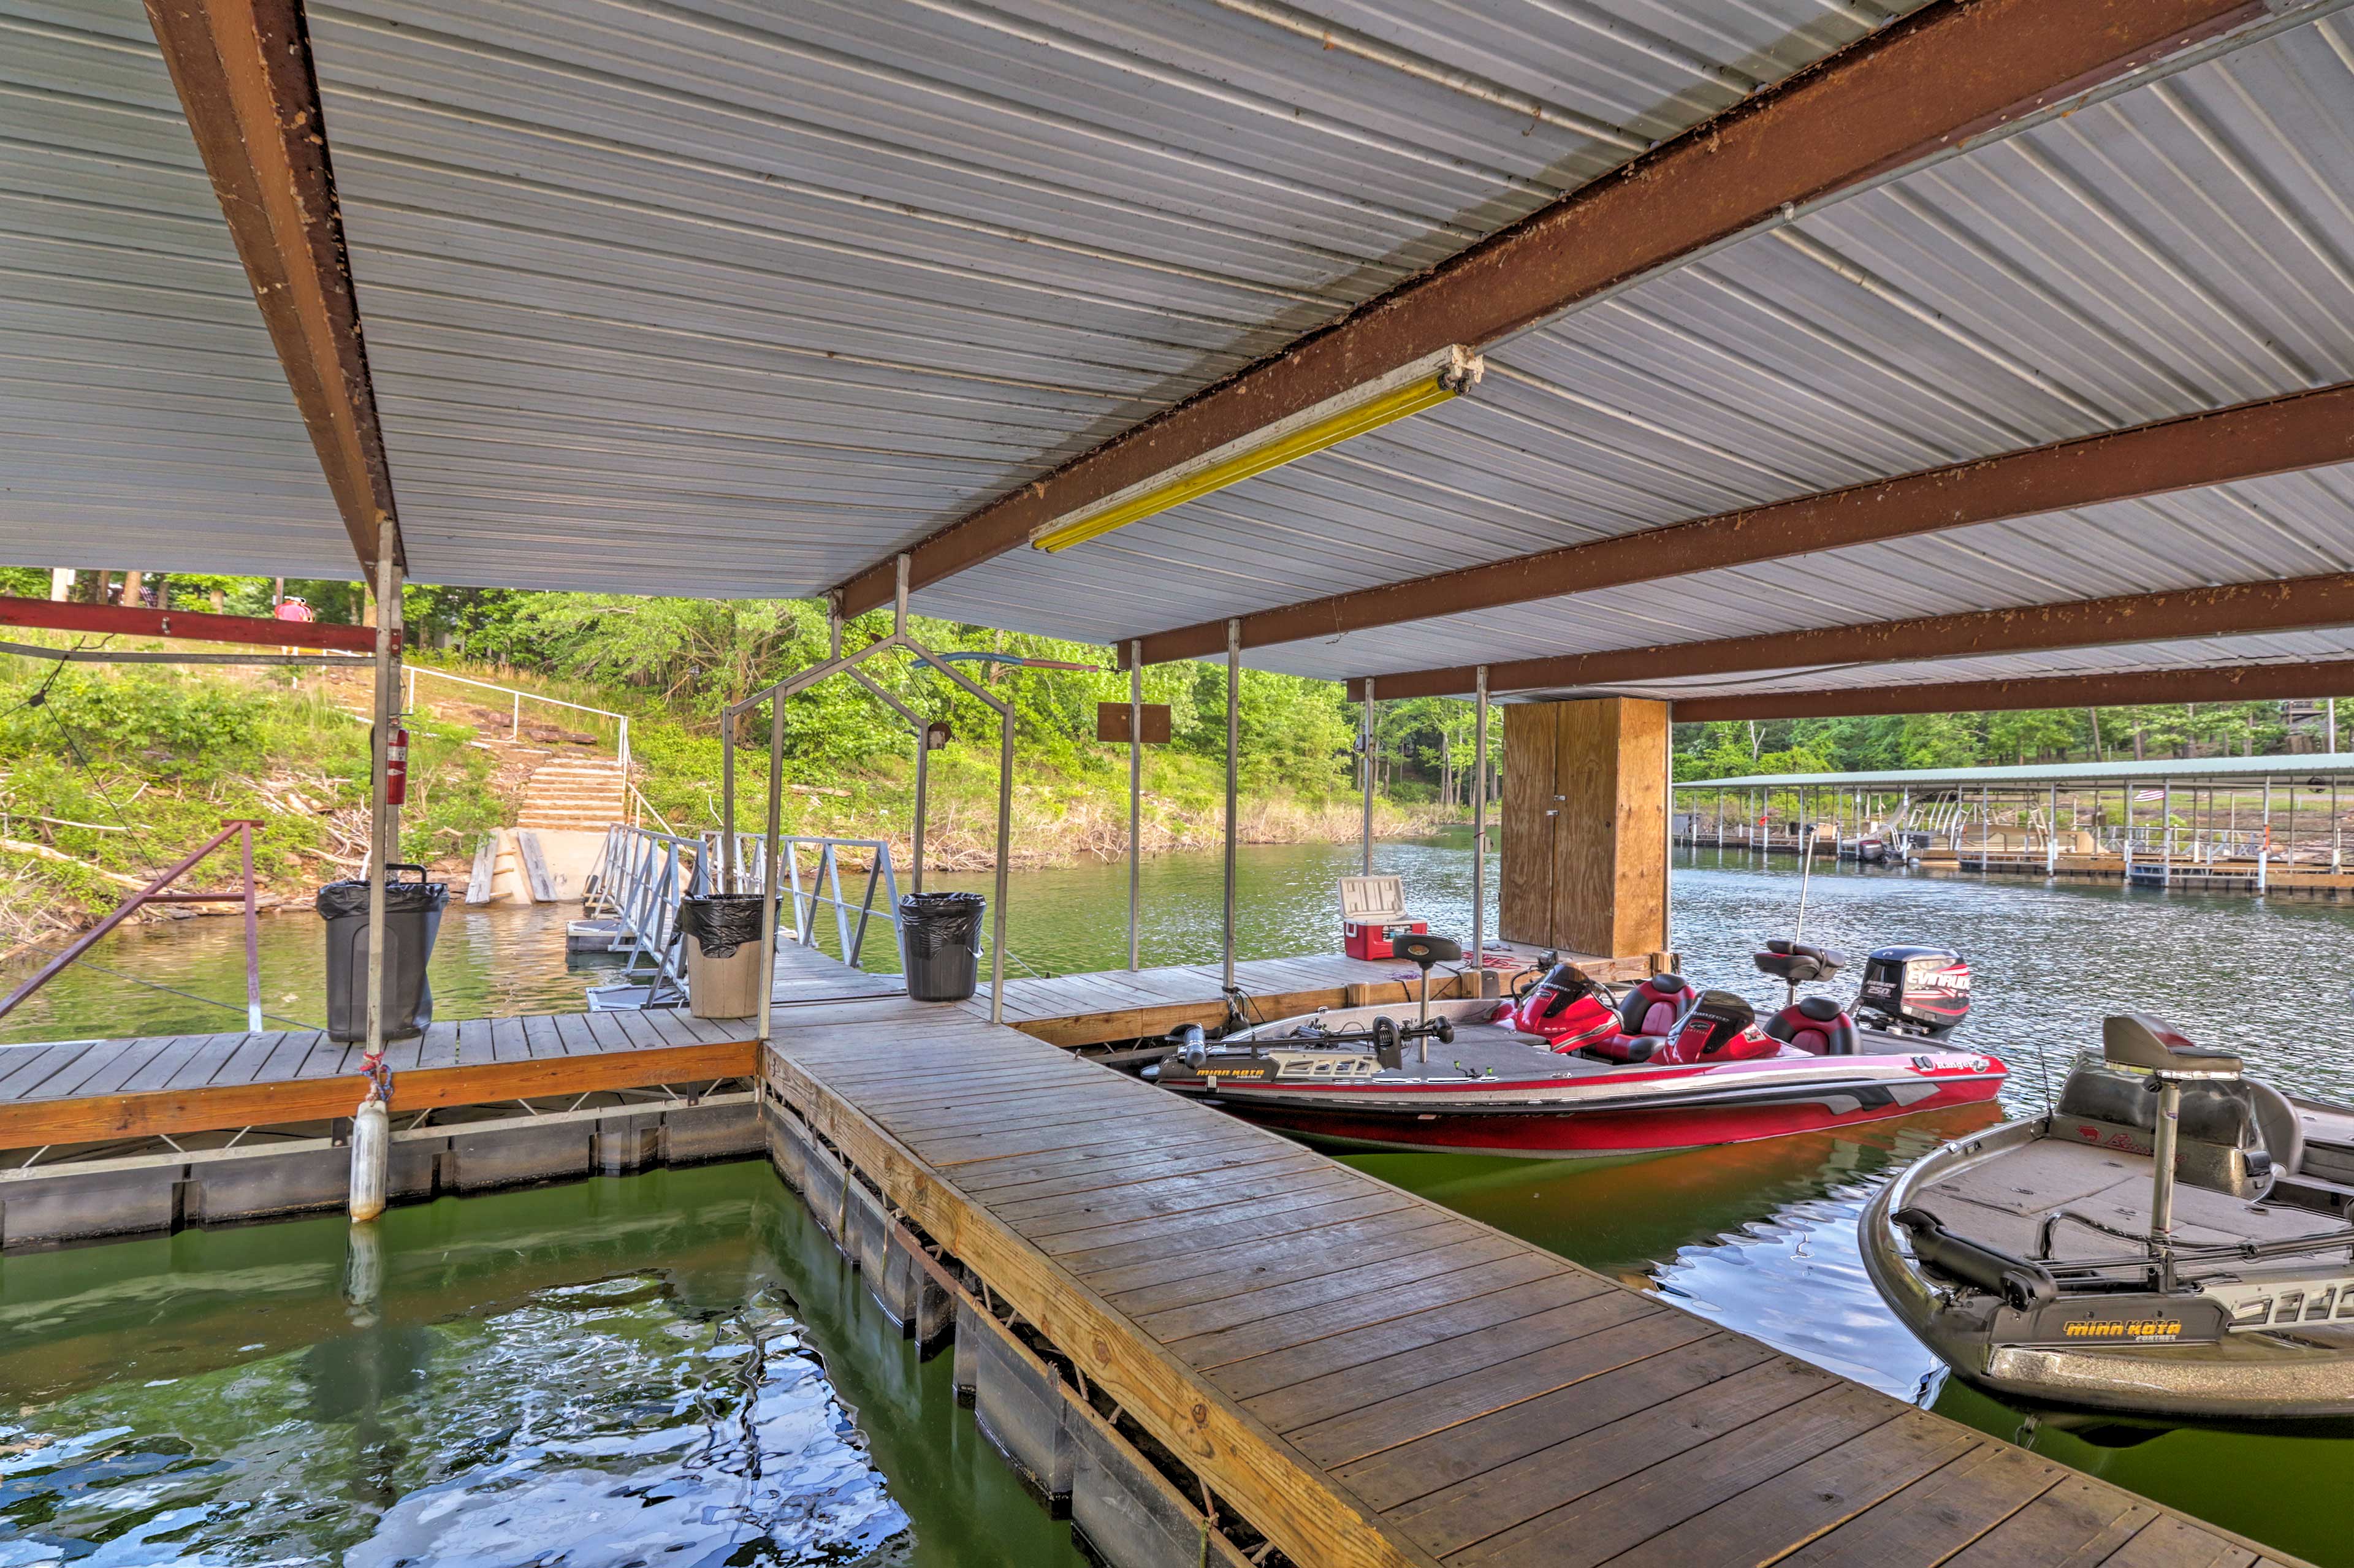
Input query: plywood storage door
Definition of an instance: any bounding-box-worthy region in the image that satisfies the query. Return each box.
[1548,698,1668,959]
[1499,702,1559,945]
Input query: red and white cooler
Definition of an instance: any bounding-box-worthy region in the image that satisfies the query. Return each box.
[1339,874,1427,961]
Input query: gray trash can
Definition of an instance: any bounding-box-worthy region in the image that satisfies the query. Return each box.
[677,892,766,1018]
[899,891,985,1003]
[318,866,448,1043]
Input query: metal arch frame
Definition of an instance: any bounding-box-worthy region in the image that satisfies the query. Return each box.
[723,556,1016,1034]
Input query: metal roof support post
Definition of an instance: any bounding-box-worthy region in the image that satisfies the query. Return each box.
[2287,782,2298,877]
[1979,782,1989,871]
[757,696,784,1043]
[2260,778,2272,893]
[2334,780,2342,872]
[1129,639,1143,971]
[846,668,930,901]
[991,698,1013,1026]
[2047,785,2059,876]
[362,523,401,1075]
[720,709,737,894]
[1473,666,1489,980]
[1360,678,1376,875]
[912,724,929,899]
[241,821,262,1033]
[1224,619,1240,996]
[2162,778,2173,888]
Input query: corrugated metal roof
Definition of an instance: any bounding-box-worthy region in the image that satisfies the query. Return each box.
[9,0,2354,728]
[1681,755,2354,790]
[0,0,349,579]
[299,0,1925,594]
[920,7,2354,682]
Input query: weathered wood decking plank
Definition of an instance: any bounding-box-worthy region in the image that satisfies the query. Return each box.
[763,1007,2290,1568]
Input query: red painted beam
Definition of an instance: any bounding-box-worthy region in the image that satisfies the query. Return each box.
[829,0,2278,618]
[0,596,386,652]
[1670,660,2354,721]
[142,0,400,574]
[1346,573,2354,700]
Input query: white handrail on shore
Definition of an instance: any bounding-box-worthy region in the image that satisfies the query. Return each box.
[404,664,653,824]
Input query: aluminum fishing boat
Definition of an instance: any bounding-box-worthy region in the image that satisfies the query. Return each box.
[1151,937,2006,1159]
[1862,1013,2354,1419]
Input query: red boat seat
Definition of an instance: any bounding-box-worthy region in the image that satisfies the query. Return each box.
[1763,994,1861,1056]
[1617,973,1695,1038]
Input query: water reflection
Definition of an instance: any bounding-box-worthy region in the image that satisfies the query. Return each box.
[0,1164,1082,1568]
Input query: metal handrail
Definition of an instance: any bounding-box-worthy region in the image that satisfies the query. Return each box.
[591,826,908,1008]
[601,826,704,1002]
[708,831,902,968]
[403,664,635,782]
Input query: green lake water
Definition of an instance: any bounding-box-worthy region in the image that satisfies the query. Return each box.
[7,839,2354,1563]
[0,1163,1081,1567]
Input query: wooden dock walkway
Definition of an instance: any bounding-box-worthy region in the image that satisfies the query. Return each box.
[0,1007,760,1148]
[768,1010,2293,1568]
[0,946,1500,1149]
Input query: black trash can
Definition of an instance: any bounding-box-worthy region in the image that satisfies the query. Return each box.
[318,865,449,1043]
[898,891,986,1003]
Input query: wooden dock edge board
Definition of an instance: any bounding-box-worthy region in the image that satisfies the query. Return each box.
[0,1039,758,1146]
[764,1043,1439,1568]
[763,1037,2303,1568]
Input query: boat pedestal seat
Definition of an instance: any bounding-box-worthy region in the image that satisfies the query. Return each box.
[1754,941,1848,986]
[2103,1013,2241,1079]
[1762,995,1860,1056]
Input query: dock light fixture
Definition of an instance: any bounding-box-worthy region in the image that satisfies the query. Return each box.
[1030,346,1482,553]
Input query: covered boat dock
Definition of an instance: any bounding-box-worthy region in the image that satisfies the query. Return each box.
[9,0,2354,1561]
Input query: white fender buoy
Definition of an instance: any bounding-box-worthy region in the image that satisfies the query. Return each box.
[349,1093,389,1223]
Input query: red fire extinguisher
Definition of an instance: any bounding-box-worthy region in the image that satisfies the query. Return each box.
[384,726,409,806]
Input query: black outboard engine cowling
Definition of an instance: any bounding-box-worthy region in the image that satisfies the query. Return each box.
[1857,945,1970,1037]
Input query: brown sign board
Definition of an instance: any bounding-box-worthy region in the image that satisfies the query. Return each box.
[1096,702,1171,744]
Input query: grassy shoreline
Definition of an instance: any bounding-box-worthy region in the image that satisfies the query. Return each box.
[1,647,1437,962]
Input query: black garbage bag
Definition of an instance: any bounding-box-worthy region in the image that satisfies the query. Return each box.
[897,891,986,1003]
[677,892,766,957]
[316,865,448,1043]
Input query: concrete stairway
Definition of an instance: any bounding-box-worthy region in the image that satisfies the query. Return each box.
[517,755,628,831]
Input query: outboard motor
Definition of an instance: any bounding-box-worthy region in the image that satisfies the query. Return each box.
[1856,945,1971,1038]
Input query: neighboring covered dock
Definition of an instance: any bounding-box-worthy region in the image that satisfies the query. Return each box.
[1679,755,2354,893]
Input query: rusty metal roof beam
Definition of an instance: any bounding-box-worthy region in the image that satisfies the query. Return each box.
[1671,660,2354,722]
[1346,573,2354,701]
[1132,380,2354,667]
[143,0,400,574]
[829,0,2287,621]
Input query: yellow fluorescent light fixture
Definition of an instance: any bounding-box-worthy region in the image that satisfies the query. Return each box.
[1031,345,1483,553]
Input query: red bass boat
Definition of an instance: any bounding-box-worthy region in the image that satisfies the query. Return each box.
[1151,937,2003,1159]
